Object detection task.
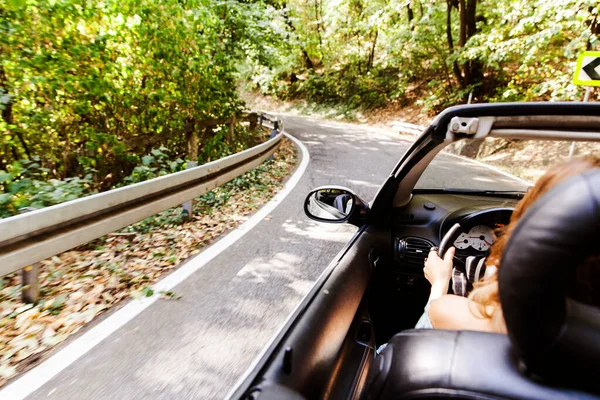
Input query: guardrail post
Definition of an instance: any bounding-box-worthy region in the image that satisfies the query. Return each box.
[268,121,279,161]
[182,161,198,221]
[270,120,279,139]
[22,263,40,304]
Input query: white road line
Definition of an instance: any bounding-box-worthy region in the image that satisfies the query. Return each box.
[0,132,310,400]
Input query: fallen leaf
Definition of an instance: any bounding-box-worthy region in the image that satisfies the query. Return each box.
[0,364,16,380]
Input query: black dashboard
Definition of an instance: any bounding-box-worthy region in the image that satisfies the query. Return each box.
[392,193,517,273]
[370,193,518,340]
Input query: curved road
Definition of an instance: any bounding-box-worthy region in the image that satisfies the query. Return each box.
[6,115,524,400]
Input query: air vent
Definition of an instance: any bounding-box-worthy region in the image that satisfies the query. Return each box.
[398,213,415,222]
[396,237,435,266]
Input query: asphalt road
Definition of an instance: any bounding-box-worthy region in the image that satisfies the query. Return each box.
[14,116,525,400]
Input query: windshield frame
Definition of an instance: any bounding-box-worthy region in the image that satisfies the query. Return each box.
[368,102,600,217]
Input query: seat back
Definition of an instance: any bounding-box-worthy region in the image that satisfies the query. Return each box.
[499,169,600,391]
[364,330,597,400]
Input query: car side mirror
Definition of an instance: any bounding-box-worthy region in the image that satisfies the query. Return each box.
[304,186,369,226]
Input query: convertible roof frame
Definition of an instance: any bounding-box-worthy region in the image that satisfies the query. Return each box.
[368,102,600,209]
[490,129,600,141]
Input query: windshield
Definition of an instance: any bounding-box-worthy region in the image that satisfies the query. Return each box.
[412,138,574,193]
[415,152,530,193]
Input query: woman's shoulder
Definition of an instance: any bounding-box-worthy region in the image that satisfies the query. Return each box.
[429,295,497,332]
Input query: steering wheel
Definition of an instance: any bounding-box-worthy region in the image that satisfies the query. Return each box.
[438,223,464,259]
[437,208,514,259]
[437,222,484,295]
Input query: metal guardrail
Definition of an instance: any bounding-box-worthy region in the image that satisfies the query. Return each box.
[0,113,283,289]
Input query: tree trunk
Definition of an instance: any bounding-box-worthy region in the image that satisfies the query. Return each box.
[366,30,378,71]
[302,49,315,70]
[61,129,71,179]
[314,0,323,48]
[198,126,213,160]
[455,0,483,93]
[407,2,414,28]
[463,0,482,90]
[228,115,235,144]
[248,113,258,130]
[465,0,477,38]
[586,11,599,50]
[458,0,467,47]
[446,0,464,87]
[187,132,198,161]
[0,64,30,159]
[185,119,198,161]
[282,1,314,71]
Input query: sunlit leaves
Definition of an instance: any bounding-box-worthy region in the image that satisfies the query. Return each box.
[247,0,599,110]
[0,0,270,185]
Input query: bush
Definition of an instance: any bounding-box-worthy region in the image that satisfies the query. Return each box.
[0,159,94,218]
[0,147,185,217]
[287,66,404,112]
[121,147,185,186]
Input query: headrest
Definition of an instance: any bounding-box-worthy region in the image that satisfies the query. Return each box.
[499,169,600,393]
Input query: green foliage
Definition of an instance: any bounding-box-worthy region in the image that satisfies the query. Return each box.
[122,147,185,185]
[0,0,273,183]
[293,67,402,112]
[246,0,599,111]
[2,145,191,217]
[0,158,94,218]
[2,0,596,219]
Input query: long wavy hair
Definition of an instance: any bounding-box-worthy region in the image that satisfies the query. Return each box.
[468,157,600,332]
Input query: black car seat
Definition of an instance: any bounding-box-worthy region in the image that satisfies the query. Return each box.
[363,169,600,400]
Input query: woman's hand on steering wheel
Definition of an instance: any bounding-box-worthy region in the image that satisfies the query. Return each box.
[424,246,455,300]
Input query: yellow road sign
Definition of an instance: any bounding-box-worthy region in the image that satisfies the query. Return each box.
[573,51,600,87]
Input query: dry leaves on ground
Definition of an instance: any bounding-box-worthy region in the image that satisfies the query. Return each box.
[0,138,297,387]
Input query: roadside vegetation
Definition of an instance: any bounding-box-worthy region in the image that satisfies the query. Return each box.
[2,0,598,206]
[240,0,600,182]
[0,0,277,215]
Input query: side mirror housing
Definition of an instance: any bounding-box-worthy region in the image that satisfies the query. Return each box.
[304,186,369,226]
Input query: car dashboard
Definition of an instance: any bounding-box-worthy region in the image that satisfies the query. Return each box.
[392,193,517,272]
[371,193,518,341]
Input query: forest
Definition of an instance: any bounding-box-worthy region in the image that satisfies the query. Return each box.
[1,0,599,216]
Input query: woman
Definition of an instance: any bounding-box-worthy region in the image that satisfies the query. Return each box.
[421,157,600,333]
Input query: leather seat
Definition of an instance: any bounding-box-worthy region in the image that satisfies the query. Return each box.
[364,169,600,399]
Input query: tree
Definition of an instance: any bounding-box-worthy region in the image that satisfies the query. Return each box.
[0,0,272,185]
[246,0,598,111]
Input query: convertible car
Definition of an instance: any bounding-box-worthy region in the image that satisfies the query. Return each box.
[230,103,600,400]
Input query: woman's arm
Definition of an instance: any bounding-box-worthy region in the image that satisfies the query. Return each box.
[428,295,496,332]
[423,247,455,301]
